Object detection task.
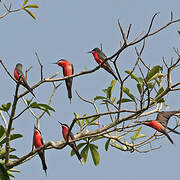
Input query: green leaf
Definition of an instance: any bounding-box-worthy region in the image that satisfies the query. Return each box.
[81,144,89,165]
[74,112,81,126]
[146,65,162,82]
[152,87,165,103]
[7,171,15,178]
[30,103,55,116]
[23,8,36,20]
[113,144,124,150]
[9,155,19,159]
[178,31,180,35]
[24,4,39,8]
[0,163,10,180]
[105,138,111,151]
[117,98,133,104]
[132,127,142,140]
[94,96,106,101]
[90,143,98,149]
[0,134,23,145]
[22,0,29,7]
[125,70,139,82]
[134,134,146,139]
[38,104,55,112]
[137,83,143,94]
[0,126,5,140]
[0,103,11,112]
[8,168,20,173]
[103,79,117,99]
[122,87,136,102]
[90,144,100,166]
[71,143,86,156]
[156,87,164,97]
[25,98,33,106]
[90,115,100,123]
[90,136,104,142]
[148,73,164,82]
[0,149,16,159]
[111,97,116,103]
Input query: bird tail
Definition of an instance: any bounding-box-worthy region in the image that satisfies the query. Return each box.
[70,144,81,162]
[162,130,174,144]
[167,127,180,135]
[39,152,47,176]
[65,79,72,103]
[22,79,36,98]
[75,150,82,162]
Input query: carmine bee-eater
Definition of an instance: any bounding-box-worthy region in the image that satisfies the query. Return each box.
[53,59,74,103]
[33,126,47,175]
[14,63,36,98]
[142,111,180,144]
[88,48,118,80]
[58,122,81,162]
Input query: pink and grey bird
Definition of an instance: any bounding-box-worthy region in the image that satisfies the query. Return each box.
[33,126,47,175]
[142,111,180,144]
[53,60,74,103]
[88,48,118,80]
[14,63,36,97]
[58,122,81,162]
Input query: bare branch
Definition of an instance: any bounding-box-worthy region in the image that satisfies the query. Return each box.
[35,52,44,80]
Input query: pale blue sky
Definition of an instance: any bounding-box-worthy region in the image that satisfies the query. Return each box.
[0,0,180,179]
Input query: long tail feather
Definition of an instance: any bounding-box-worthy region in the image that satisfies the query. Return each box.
[39,152,47,176]
[162,130,174,144]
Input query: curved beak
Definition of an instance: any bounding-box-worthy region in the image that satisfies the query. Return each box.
[58,121,63,126]
[88,50,93,53]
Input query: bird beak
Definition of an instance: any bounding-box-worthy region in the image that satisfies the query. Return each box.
[34,124,38,130]
[87,50,93,53]
[58,121,63,126]
[52,62,58,64]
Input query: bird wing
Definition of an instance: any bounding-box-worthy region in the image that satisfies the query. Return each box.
[72,64,74,74]
[156,111,179,127]
[32,131,35,151]
[17,69,24,81]
[98,50,107,61]
[69,131,75,140]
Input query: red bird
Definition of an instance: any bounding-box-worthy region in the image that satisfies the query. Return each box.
[14,63,36,98]
[33,126,47,175]
[142,111,180,144]
[53,59,74,103]
[58,122,81,162]
[88,48,118,80]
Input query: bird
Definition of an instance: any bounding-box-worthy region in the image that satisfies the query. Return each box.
[33,126,47,175]
[58,121,81,162]
[53,59,74,103]
[142,111,180,144]
[88,47,118,80]
[14,63,36,98]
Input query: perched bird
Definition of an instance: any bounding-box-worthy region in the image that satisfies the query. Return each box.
[53,59,74,103]
[58,122,81,162]
[14,63,36,98]
[88,47,118,80]
[142,111,180,144]
[33,126,47,175]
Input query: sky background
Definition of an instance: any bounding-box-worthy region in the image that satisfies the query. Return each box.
[0,0,180,179]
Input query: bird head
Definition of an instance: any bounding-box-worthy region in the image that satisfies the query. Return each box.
[15,63,23,71]
[134,120,152,126]
[58,121,69,129]
[52,59,70,67]
[88,47,100,54]
[33,125,41,134]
